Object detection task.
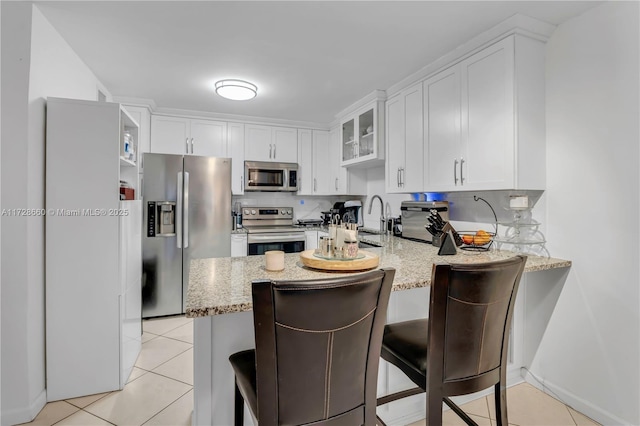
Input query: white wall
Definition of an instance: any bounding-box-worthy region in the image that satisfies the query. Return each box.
[1,3,33,424]
[532,2,639,424]
[1,5,112,424]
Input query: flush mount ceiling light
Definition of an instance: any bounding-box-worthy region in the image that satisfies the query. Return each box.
[214,79,257,101]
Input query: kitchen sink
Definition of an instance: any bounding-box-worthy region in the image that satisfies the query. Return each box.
[358,241,382,249]
[358,230,385,247]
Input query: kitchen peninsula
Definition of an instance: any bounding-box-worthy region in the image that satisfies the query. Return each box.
[187,236,570,426]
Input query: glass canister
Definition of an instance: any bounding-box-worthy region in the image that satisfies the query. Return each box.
[344,240,358,259]
[320,237,334,257]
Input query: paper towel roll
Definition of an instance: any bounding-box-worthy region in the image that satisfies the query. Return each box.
[265,250,285,271]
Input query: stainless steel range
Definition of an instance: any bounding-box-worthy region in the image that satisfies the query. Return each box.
[242,206,306,255]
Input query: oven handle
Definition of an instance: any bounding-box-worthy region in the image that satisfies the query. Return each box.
[247,233,306,244]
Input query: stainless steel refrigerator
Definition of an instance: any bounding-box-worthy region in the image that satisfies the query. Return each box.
[142,153,231,318]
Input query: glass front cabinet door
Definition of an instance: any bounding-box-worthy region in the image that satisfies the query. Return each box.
[339,93,385,168]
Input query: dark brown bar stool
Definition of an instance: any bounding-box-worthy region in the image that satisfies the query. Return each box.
[376,256,526,426]
[229,268,395,426]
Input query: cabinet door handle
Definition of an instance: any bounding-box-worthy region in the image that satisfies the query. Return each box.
[400,167,404,187]
[335,178,338,191]
[185,138,189,154]
[190,138,194,154]
[397,168,401,188]
[183,172,190,248]
[460,158,465,185]
[454,159,459,185]
[314,178,317,192]
[273,144,276,159]
[240,176,243,191]
[176,172,183,248]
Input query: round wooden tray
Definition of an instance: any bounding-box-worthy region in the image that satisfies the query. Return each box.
[299,249,379,271]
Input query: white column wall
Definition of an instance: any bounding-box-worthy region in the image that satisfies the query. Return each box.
[1,3,34,424]
[1,4,112,424]
[537,2,639,424]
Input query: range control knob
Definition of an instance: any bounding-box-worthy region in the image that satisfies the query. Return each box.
[243,209,250,216]
[251,210,256,215]
[287,210,292,215]
[281,210,286,215]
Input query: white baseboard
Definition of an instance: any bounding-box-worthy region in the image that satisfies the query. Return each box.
[0,388,46,426]
[522,370,631,425]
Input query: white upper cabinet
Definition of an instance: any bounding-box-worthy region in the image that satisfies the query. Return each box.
[338,92,385,168]
[228,122,245,195]
[272,127,298,162]
[423,35,546,192]
[313,130,332,194]
[297,129,313,195]
[244,124,272,160]
[386,82,424,193]
[459,37,514,190]
[150,115,227,157]
[298,128,358,195]
[245,124,297,163]
[423,65,462,192]
[190,119,227,157]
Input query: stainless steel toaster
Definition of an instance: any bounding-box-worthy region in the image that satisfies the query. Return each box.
[400,201,450,243]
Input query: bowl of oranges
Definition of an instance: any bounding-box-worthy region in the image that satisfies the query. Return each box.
[457,230,495,251]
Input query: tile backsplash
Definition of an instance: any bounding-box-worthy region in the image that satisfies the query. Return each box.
[232,193,363,222]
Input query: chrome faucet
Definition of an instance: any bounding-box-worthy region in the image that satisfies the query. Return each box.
[368,195,386,234]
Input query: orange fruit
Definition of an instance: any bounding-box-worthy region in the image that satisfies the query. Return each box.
[462,235,474,244]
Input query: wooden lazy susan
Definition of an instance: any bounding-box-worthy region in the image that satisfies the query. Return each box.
[299,249,380,271]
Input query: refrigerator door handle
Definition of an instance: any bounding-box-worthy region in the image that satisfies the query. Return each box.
[183,171,190,248]
[176,172,183,248]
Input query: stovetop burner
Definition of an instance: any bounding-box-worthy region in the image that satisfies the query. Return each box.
[243,225,303,234]
[297,219,324,227]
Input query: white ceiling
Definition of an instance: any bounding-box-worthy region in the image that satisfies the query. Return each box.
[36,1,601,125]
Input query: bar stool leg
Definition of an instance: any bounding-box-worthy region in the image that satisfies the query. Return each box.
[234,378,244,426]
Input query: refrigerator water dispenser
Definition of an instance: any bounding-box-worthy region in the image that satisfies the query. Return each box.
[147,201,176,237]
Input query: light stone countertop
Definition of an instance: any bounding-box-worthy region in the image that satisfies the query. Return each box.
[185,235,571,318]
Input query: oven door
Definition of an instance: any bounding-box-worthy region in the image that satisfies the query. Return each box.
[247,232,306,256]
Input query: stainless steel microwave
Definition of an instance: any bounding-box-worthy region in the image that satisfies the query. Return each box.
[244,161,299,192]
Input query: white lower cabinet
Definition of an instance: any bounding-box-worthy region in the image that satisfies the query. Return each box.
[231,233,248,257]
[377,287,429,423]
[305,230,318,250]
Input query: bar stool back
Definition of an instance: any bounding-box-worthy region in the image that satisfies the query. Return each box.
[377,256,526,426]
[230,268,395,426]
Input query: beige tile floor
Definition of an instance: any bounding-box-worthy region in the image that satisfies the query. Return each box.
[20,315,600,426]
